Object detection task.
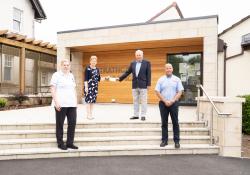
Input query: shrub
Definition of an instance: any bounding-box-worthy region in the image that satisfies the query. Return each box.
[240,95,250,134]
[12,93,29,104]
[0,98,7,108]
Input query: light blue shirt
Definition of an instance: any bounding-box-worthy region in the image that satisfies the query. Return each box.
[155,75,184,100]
[135,61,142,77]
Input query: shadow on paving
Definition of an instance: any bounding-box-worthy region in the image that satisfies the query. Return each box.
[0,155,249,175]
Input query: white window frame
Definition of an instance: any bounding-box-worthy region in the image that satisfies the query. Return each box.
[13,8,23,32]
[3,54,14,81]
[41,72,48,86]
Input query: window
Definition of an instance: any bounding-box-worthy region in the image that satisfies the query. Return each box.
[41,72,48,86]
[13,8,22,32]
[1,45,20,94]
[39,53,56,88]
[4,55,14,81]
[167,53,202,105]
[242,33,250,47]
[25,51,56,94]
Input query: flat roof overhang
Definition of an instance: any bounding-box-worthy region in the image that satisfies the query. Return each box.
[58,15,217,51]
[70,37,203,53]
[58,15,218,34]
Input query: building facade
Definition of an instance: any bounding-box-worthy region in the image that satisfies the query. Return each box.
[57,15,218,105]
[0,31,56,95]
[218,16,250,97]
[0,0,46,38]
[0,0,56,96]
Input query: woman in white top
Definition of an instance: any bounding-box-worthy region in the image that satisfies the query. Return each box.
[50,59,78,150]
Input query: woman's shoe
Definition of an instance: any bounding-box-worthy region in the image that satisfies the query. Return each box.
[87,116,94,120]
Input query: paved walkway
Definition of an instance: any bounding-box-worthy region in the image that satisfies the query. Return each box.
[0,104,197,124]
[0,155,249,175]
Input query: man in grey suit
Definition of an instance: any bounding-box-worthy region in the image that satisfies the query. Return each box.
[118,50,151,121]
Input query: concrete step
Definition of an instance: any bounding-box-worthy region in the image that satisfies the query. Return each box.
[0,136,211,149]
[0,128,209,139]
[0,121,206,130]
[0,144,219,160]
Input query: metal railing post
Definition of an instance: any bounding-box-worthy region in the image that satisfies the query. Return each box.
[210,106,214,145]
[196,85,201,121]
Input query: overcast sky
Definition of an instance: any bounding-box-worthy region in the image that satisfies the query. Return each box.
[35,0,250,44]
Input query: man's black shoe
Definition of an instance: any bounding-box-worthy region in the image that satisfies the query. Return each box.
[67,144,78,149]
[175,142,180,149]
[58,144,67,150]
[130,116,139,120]
[141,116,146,121]
[160,141,168,147]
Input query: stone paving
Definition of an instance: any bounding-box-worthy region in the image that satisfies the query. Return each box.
[1,103,249,158]
[0,104,197,124]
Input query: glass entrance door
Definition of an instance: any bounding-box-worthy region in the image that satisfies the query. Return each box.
[167,53,202,105]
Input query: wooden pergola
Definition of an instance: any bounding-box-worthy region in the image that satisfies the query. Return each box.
[0,29,57,94]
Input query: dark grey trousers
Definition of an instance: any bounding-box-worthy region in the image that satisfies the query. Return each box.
[55,107,77,146]
[159,101,180,143]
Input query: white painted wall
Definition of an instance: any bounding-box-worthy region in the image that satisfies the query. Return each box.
[219,18,250,97]
[0,0,35,37]
[220,18,250,57]
[226,51,250,96]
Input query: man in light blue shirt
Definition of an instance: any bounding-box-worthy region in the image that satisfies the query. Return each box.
[155,63,184,149]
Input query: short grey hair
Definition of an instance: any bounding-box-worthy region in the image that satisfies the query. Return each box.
[135,50,143,55]
[60,58,70,66]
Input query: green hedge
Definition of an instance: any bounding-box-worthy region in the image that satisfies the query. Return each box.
[0,98,7,108]
[241,95,250,134]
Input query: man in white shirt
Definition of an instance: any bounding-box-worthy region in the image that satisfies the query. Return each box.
[50,59,78,150]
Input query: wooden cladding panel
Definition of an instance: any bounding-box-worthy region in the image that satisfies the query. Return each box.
[82,45,202,104]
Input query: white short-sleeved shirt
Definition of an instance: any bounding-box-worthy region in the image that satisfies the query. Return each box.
[155,74,184,100]
[50,71,77,107]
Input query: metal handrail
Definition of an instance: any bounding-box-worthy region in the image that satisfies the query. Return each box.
[196,84,232,145]
[196,84,232,116]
